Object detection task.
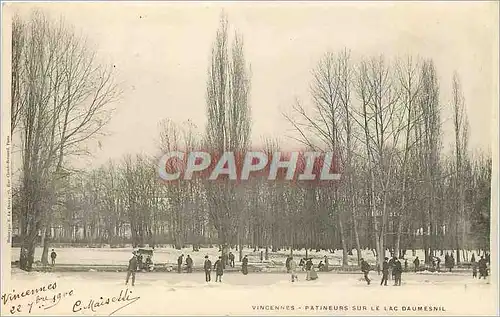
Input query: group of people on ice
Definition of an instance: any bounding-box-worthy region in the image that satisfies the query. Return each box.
[202,254,249,282]
[285,256,322,282]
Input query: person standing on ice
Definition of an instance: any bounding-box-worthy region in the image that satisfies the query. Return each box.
[242,255,249,275]
[289,256,298,282]
[472,259,478,278]
[177,254,184,273]
[125,251,138,286]
[50,249,57,266]
[214,256,224,282]
[413,257,420,272]
[305,258,314,280]
[203,255,212,282]
[229,252,235,268]
[323,255,329,272]
[360,258,371,285]
[186,255,193,273]
[380,257,389,286]
[388,256,395,280]
[393,257,403,286]
[285,256,292,273]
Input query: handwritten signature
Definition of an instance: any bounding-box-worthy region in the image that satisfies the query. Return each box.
[72,289,140,316]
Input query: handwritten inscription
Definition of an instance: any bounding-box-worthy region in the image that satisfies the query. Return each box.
[72,289,140,316]
[2,282,75,314]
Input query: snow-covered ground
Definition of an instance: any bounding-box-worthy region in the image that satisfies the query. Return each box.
[2,270,496,316]
[10,246,477,268]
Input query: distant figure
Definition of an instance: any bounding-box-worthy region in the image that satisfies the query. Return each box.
[471,253,476,263]
[214,256,224,282]
[413,257,420,272]
[145,256,154,272]
[380,257,389,286]
[242,255,249,275]
[305,258,314,280]
[404,259,408,272]
[299,258,305,271]
[229,252,235,268]
[317,261,325,271]
[125,251,138,286]
[203,255,212,282]
[472,259,478,279]
[186,255,193,273]
[393,257,403,286]
[323,255,329,272]
[360,258,371,285]
[435,256,441,271]
[285,256,292,273]
[177,254,184,273]
[50,249,57,266]
[478,256,488,279]
[289,256,298,282]
[260,251,264,263]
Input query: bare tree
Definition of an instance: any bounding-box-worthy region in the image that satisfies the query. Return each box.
[204,13,252,261]
[13,10,120,270]
[451,72,469,263]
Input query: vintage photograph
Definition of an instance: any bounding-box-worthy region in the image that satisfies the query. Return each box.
[1,1,498,316]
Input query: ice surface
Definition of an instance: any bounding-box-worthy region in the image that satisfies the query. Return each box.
[3,269,496,316]
[10,246,473,267]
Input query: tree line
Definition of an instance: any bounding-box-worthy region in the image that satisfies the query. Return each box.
[11,11,490,271]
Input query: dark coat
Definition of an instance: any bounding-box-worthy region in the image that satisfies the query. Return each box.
[382,261,389,273]
[393,260,403,274]
[204,259,212,271]
[186,257,193,267]
[242,257,249,267]
[214,260,224,275]
[305,260,313,271]
[50,252,57,259]
[128,256,138,271]
[361,260,370,273]
[177,256,183,265]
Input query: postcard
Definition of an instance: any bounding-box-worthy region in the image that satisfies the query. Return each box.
[1,1,498,316]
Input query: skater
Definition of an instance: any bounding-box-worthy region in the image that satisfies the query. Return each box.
[186,255,193,273]
[203,256,212,282]
[289,256,298,282]
[360,258,371,285]
[285,256,292,273]
[413,257,420,272]
[50,249,57,266]
[380,257,389,286]
[125,251,138,286]
[242,255,249,275]
[393,257,402,286]
[214,256,224,282]
[472,259,478,278]
[260,251,264,263]
[449,254,455,272]
[305,258,314,280]
[404,259,408,272]
[177,254,184,273]
[229,252,235,268]
[324,255,329,272]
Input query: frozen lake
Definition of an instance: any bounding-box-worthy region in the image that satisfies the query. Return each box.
[3,269,496,316]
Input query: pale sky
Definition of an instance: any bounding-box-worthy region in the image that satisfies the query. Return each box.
[6,1,498,169]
